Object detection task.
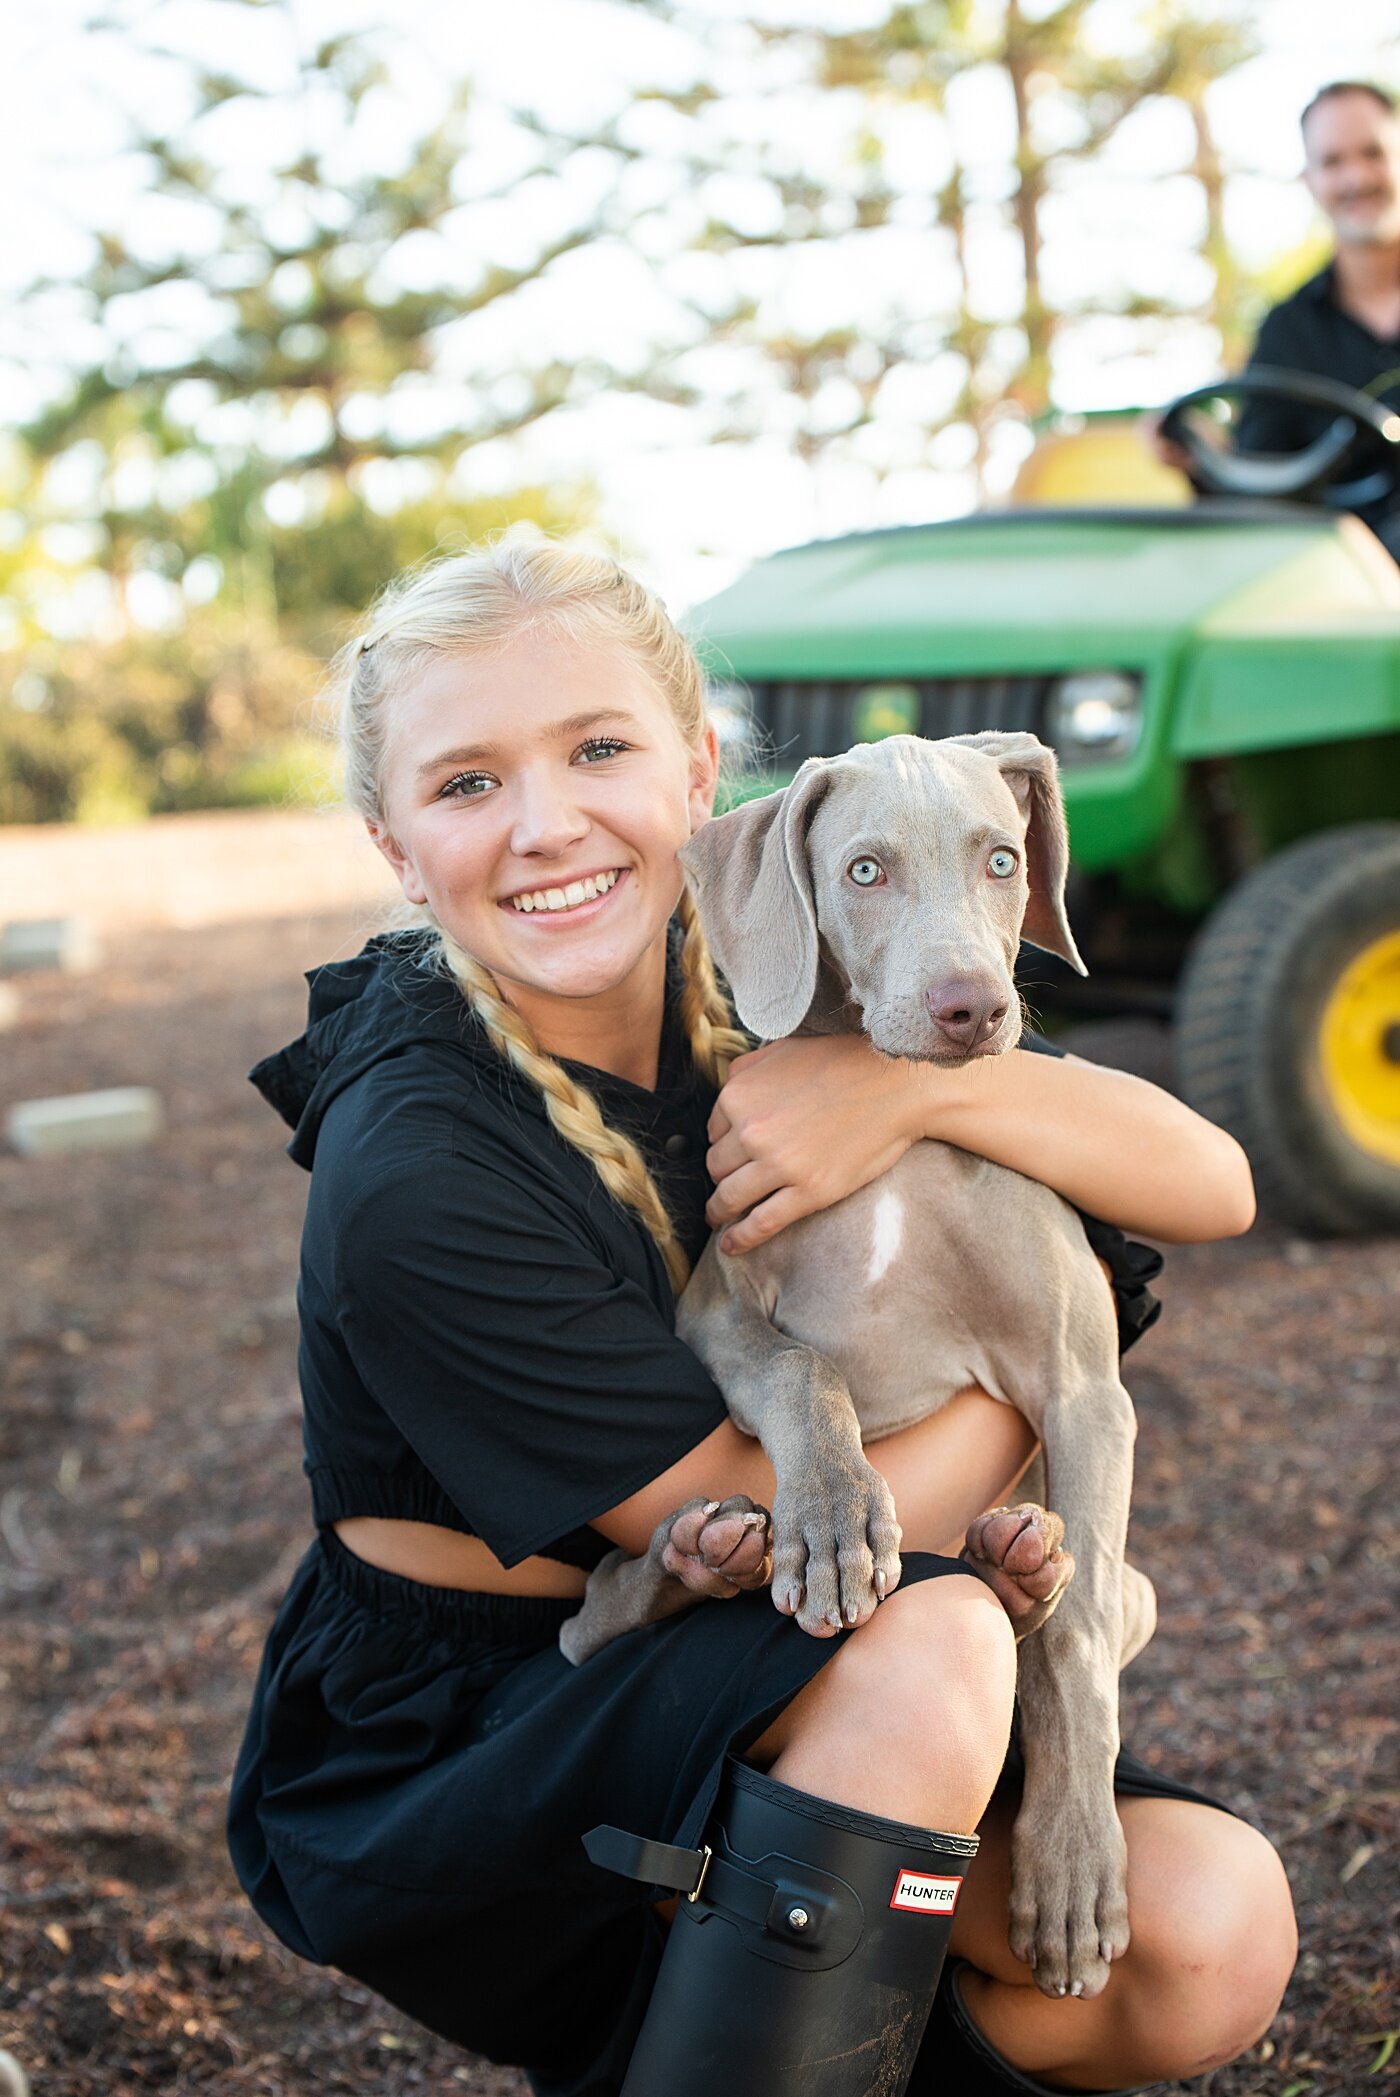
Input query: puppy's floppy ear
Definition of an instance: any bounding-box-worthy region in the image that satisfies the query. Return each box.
[946,731,1087,975]
[679,759,836,1039]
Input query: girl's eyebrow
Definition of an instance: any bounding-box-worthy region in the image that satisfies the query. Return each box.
[415,709,641,780]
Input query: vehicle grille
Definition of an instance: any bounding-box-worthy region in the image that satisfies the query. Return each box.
[751,676,1054,765]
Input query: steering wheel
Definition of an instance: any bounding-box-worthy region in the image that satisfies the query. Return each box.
[1158,367,1400,508]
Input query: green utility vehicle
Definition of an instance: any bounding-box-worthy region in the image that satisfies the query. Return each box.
[690,373,1400,1235]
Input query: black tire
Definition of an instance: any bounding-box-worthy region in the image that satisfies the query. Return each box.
[1057,1018,1177,1093]
[1175,823,1400,1235]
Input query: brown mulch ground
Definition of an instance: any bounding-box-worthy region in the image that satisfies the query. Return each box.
[0,877,1396,2095]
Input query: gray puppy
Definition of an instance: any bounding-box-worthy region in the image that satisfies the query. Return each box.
[563,731,1158,2001]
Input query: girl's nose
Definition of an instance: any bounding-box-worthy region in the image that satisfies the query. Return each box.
[508,770,590,860]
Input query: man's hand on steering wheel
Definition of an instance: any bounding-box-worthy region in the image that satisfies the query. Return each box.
[1156,367,1400,508]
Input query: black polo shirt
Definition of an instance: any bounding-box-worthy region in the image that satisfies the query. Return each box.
[1238,261,1400,537]
[250,928,1160,1572]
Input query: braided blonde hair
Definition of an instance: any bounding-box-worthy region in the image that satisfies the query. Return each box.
[335,536,747,1293]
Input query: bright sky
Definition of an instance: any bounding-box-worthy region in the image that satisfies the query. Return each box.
[2,0,1398,610]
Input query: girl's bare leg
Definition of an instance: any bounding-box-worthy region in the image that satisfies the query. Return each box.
[947,1789,1297,2088]
[747,1570,1018,1833]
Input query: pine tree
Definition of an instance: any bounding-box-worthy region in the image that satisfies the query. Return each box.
[8,2,620,816]
[626,0,1260,493]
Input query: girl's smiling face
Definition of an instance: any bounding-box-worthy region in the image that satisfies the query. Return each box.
[369,626,719,1032]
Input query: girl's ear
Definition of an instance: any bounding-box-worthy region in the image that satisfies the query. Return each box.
[686,722,721,832]
[366,819,428,907]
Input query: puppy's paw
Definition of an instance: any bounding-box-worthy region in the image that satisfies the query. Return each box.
[963,1503,1074,1639]
[771,1463,902,1636]
[661,1495,772,1596]
[1009,1795,1130,2000]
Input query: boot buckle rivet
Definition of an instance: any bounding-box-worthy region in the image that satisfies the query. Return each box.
[787,1906,809,1931]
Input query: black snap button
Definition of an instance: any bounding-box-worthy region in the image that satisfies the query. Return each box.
[664,1132,690,1159]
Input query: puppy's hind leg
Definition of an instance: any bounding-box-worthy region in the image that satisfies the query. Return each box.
[560,1498,773,1666]
[1119,1560,1157,1669]
[1005,1366,1137,2003]
[962,1503,1075,1639]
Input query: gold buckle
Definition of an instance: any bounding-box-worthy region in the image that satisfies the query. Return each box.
[687,1844,713,1903]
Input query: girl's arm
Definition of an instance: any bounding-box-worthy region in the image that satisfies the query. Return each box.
[591,1388,1037,1561]
[705,1034,1256,1254]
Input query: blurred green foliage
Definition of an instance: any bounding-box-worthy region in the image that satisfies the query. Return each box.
[2,1,1302,823]
[3,13,601,823]
[0,481,589,825]
[1,616,315,825]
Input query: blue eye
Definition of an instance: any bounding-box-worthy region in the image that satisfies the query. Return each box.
[848,857,885,887]
[439,771,494,800]
[988,849,1019,878]
[577,737,629,763]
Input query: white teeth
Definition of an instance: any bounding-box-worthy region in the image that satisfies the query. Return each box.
[509,869,622,913]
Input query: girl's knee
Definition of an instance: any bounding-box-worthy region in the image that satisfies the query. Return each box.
[1184,1821,1295,2057]
[857,1574,1016,1719]
[1121,1809,1296,2075]
[765,1574,1016,1833]
[844,1576,1016,1795]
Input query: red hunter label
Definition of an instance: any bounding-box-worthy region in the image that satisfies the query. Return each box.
[889,1868,962,1915]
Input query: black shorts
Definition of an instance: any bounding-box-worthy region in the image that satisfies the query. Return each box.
[227,1530,1232,2097]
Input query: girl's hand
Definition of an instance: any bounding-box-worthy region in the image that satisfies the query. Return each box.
[705,1036,921,1253]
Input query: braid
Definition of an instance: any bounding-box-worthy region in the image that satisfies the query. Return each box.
[437,931,693,1297]
[676,887,749,1089]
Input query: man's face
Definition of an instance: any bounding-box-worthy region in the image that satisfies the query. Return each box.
[1303,91,1400,248]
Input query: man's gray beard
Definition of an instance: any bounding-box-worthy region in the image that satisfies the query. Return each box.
[1336,206,1400,248]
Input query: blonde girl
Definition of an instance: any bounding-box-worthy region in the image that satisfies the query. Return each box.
[229,540,1294,2097]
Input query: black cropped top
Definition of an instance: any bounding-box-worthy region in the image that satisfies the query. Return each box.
[250,929,1162,1571]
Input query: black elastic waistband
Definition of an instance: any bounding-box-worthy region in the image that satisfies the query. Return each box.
[317,1526,581,1645]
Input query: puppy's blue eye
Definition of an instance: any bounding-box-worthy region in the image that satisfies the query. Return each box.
[848,858,884,887]
[988,849,1019,878]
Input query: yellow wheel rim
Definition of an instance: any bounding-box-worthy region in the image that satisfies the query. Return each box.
[1317,927,1400,1168]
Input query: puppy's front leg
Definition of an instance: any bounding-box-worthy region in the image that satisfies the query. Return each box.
[679,1244,902,1639]
[729,1339,902,1638]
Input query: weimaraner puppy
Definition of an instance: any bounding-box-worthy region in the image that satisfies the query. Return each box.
[562,731,1159,2001]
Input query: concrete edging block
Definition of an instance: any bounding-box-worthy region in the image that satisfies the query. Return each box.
[6,1087,165,1156]
[0,918,100,976]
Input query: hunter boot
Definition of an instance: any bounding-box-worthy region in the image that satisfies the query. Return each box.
[911,1959,1147,2093]
[585,1755,978,2097]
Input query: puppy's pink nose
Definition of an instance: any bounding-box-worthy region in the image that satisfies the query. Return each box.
[925,979,1008,1051]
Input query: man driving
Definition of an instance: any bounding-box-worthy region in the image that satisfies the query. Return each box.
[1155,81,1400,549]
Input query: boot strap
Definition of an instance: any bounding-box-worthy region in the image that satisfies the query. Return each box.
[584,1827,714,1900]
[585,1823,861,1963]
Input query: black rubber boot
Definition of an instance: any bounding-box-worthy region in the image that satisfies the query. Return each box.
[912,1960,1147,2094]
[585,1756,979,2097]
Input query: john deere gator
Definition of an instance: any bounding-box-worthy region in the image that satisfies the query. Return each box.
[688,373,1400,1235]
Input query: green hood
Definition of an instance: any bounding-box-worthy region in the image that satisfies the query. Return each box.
[686,507,1400,679]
